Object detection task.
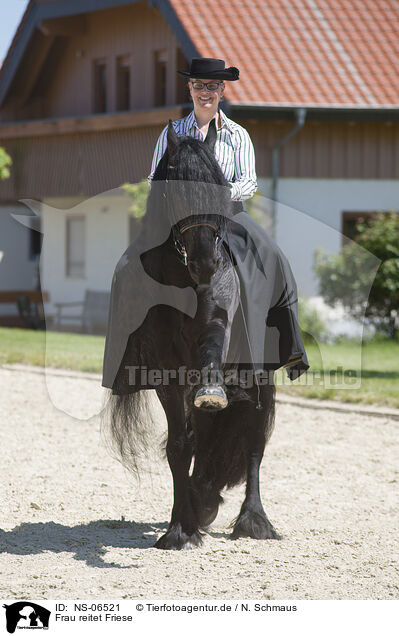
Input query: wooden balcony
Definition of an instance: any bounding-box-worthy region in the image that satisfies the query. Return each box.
[0,105,191,140]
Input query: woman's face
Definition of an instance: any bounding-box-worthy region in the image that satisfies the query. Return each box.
[188,78,225,114]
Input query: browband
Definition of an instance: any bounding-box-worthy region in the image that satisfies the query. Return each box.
[180,222,218,234]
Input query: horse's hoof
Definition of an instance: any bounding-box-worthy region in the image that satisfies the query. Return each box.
[199,504,220,528]
[230,510,281,540]
[154,524,203,550]
[194,385,228,410]
[199,493,224,528]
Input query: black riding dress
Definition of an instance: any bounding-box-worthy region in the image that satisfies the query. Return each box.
[102,114,310,394]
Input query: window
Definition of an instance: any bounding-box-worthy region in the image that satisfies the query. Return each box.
[93,59,107,113]
[176,47,189,104]
[66,216,85,278]
[29,216,42,261]
[154,50,167,107]
[116,55,130,111]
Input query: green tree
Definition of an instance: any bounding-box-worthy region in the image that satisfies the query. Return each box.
[122,179,149,220]
[245,190,265,225]
[0,147,12,180]
[313,211,399,339]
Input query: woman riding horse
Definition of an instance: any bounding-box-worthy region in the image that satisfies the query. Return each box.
[101,58,310,550]
[148,57,309,394]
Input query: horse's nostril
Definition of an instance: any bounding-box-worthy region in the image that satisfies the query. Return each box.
[188,261,199,273]
[188,258,219,285]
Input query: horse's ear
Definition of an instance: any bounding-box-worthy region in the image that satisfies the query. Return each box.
[167,120,179,155]
[204,118,217,151]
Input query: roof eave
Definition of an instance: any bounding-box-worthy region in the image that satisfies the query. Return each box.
[228,102,399,122]
[153,0,198,62]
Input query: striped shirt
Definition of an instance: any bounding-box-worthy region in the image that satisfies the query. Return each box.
[148,109,257,201]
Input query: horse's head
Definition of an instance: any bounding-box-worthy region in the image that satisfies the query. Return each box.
[164,119,231,285]
[176,218,223,285]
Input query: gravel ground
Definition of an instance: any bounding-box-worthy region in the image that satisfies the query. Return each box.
[0,366,398,600]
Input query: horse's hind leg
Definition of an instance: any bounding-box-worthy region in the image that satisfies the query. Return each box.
[155,385,202,550]
[231,384,281,540]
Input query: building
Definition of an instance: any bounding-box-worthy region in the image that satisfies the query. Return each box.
[0,0,398,326]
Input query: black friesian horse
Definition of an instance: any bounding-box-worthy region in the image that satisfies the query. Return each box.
[104,120,280,550]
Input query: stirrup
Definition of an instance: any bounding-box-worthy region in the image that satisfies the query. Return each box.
[194,385,228,410]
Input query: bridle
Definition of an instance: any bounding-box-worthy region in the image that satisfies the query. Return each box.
[164,165,226,267]
[172,221,224,267]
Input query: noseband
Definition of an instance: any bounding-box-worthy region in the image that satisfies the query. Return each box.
[173,222,224,267]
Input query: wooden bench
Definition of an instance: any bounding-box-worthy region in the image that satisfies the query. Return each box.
[0,290,49,329]
[54,289,110,334]
[0,290,49,303]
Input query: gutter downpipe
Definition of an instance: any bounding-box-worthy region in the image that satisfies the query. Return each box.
[271,107,307,237]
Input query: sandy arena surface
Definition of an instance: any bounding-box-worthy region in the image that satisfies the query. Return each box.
[0,366,398,600]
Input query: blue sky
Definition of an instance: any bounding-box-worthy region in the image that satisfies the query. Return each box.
[0,1,30,64]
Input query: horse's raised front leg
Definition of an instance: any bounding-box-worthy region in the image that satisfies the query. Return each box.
[194,299,229,410]
[155,385,202,550]
[231,384,281,540]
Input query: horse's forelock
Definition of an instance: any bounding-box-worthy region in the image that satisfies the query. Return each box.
[173,137,227,186]
[150,133,231,226]
[153,133,228,186]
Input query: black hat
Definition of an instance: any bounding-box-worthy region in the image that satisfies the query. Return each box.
[177,58,239,81]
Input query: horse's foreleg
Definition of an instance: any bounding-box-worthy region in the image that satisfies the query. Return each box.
[231,385,281,540]
[189,410,224,528]
[194,314,230,409]
[197,318,226,371]
[155,386,202,550]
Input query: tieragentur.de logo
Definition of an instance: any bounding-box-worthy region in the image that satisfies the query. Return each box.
[3,602,50,633]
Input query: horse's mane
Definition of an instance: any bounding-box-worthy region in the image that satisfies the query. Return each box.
[148,131,232,230]
[152,134,228,186]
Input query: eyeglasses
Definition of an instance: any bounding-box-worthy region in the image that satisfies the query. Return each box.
[190,80,224,92]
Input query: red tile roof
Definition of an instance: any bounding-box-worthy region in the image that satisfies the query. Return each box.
[170,0,399,107]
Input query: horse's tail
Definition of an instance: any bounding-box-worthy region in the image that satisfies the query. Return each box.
[101,390,155,477]
[191,383,276,492]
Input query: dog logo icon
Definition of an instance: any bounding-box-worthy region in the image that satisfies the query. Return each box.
[3,602,50,633]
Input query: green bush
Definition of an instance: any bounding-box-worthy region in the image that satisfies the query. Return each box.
[122,179,149,219]
[314,211,399,339]
[0,147,12,180]
[245,190,266,226]
[298,296,329,343]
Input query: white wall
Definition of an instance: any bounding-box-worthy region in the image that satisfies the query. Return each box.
[0,205,39,315]
[257,178,399,296]
[40,189,132,320]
